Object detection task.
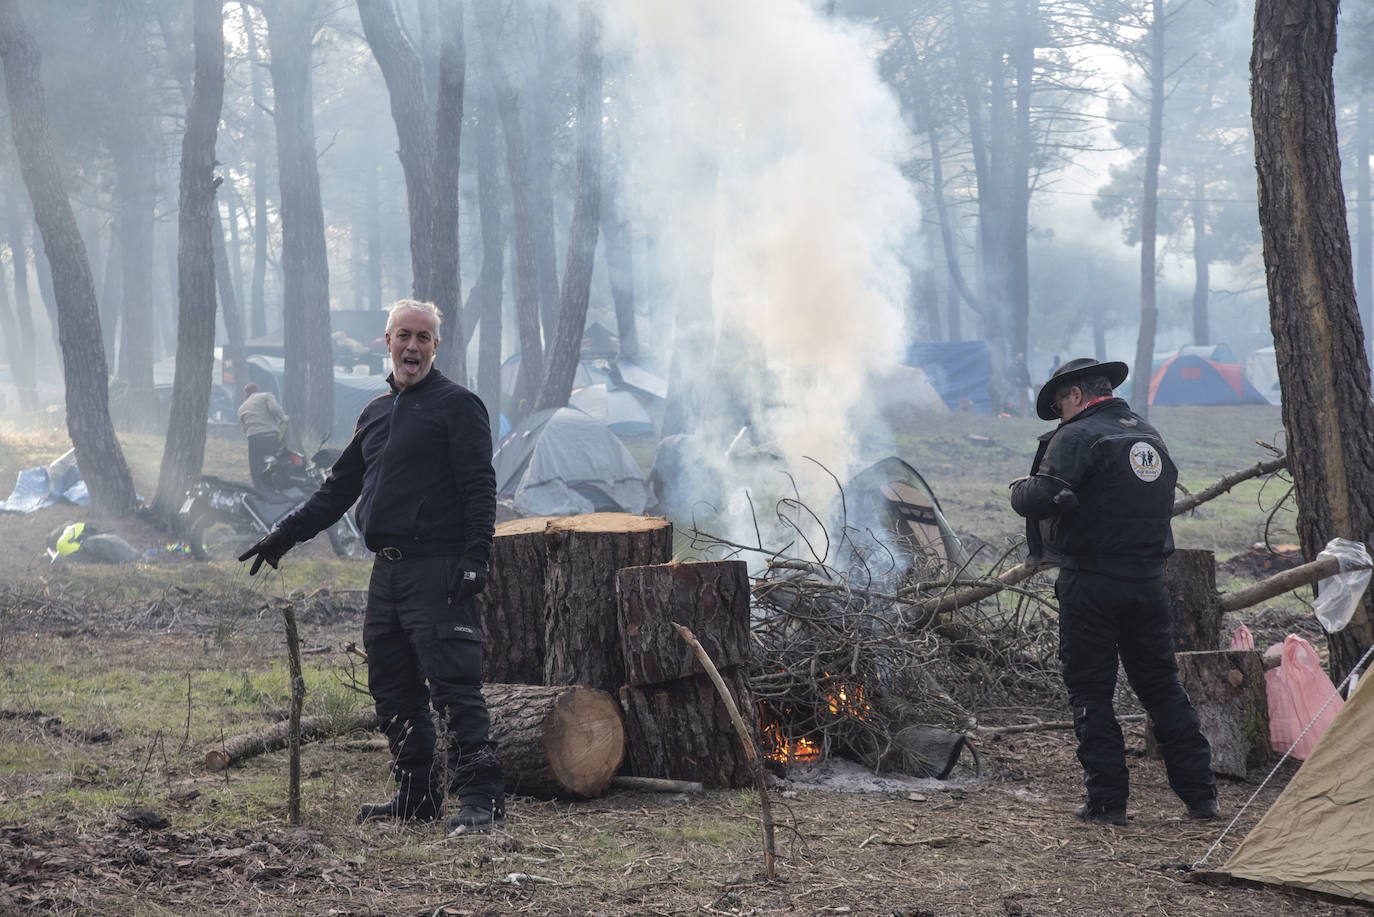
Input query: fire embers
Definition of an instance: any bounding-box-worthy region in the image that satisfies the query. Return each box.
[758,674,872,766]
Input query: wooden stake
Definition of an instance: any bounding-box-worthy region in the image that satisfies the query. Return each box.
[282,602,304,826]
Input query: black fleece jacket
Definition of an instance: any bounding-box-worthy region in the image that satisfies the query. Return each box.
[1010,397,1176,578]
[274,369,496,566]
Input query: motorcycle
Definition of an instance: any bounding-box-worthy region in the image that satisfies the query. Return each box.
[179,443,366,562]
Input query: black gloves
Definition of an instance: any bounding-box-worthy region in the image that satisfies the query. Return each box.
[448,557,489,605]
[238,529,295,575]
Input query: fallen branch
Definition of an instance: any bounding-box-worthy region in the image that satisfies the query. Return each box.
[611,775,705,794]
[905,562,1042,618]
[976,714,1145,735]
[674,621,775,880]
[204,710,379,772]
[1173,456,1288,516]
[1219,554,1370,612]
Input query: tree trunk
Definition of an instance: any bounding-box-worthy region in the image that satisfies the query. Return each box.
[1357,95,1372,356]
[619,666,757,788]
[1165,548,1222,652]
[1146,650,1270,779]
[214,196,248,396]
[1130,0,1164,418]
[266,0,334,445]
[0,0,138,516]
[152,0,224,527]
[617,561,751,688]
[478,516,554,685]
[470,87,505,436]
[429,0,465,381]
[543,513,674,692]
[600,131,639,364]
[526,3,562,349]
[473,0,542,416]
[2,192,36,409]
[486,683,624,799]
[242,1,268,339]
[1252,0,1374,682]
[533,1,601,414]
[355,0,437,306]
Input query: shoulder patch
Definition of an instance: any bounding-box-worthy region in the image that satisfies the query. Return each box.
[1129,441,1163,482]
[1119,417,1138,427]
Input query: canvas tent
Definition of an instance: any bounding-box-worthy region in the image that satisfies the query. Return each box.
[1212,670,1374,904]
[568,384,655,436]
[1148,354,1269,406]
[493,407,651,516]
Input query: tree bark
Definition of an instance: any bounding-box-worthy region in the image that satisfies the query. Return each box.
[1146,650,1271,779]
[533,1,601,414]
[1251,0,1374,681]
[543,513,673,692]
[152,0,225,526]
[486,683,624,799]
[1129,0,1164,418]
[1165,548,1222,653]
[242,1,268,339]
[478,516,554,685]
[469,86,506,435]
[265,0,334,445]
[617,561,751,688]
[429,0,465,382]
[619,665,757,788]
[0,0,138,516]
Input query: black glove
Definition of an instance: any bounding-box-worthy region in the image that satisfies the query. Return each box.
[238,529,294,575]
[448,557,489,605]
[1052,487,1080,511]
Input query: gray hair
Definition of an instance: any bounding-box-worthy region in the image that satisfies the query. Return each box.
[386,299,442,340]
[1056,374,1113,403]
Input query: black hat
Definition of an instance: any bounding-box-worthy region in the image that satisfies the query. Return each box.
[1036,358,1129,420]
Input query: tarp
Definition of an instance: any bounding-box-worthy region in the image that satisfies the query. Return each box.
[1148,354,1270,406]
[0,449,89,513]
[868,363,950,416]
[568,384,655,436]
[1215,670,1374,905]
[247,355,391,441]
[904,341,993,414]
[493,407,651,517]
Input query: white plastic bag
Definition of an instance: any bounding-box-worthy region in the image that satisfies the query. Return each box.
[1313,538,1372,633]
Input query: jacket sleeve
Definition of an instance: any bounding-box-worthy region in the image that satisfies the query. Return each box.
[449,390,497,567]
[273,429,366,545]
[1010,426,1091,520]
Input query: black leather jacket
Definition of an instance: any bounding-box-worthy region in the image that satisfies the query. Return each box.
[1010,397,1176,578]
[275,368,496,565]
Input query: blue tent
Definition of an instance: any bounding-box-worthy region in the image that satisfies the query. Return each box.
[903,341,993,414]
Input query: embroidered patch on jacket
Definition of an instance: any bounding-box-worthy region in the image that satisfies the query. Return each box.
[1129,442,1163,481]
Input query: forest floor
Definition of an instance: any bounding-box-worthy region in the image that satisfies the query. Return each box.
[1,404,1362,916]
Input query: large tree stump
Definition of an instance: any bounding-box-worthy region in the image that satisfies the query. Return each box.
[480,517,556,684]
[1145,650,1271,778]
[485,683,625,799]
[619,666,757,788]
[617,560,751,687]
[1166,548,1222,651]
[543,513,673,691]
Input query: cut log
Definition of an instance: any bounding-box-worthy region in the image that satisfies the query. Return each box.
[479,516,557,685]
[485,683,624,799]
[617,560,751,687]
[542,513,673,691]
[1166,548,1222,652]
[204,711,379,772]
[619,666,757,788]
[1144,650,1271,779]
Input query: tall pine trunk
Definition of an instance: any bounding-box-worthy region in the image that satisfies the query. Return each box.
[1130,0,1164,417]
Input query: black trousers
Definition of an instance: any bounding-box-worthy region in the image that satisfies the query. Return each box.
[1057,568,1215,813]
[363,553,504,810]
[246,433,279,491]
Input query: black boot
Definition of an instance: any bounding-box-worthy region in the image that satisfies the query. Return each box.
[356,785,442,824]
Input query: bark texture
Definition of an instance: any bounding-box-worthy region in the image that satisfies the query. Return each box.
[485,683,624,799]
[0,0,138,515]
[1146,650,1270,779]
[617,561,751,688]
[619,666,757,788]
[1164,549,1222,653]
[1251,0,1374,680]
[542,514,673,691]
[479,516,555,685]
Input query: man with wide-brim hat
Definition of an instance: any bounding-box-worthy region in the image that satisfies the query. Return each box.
[1011,357,1218,827]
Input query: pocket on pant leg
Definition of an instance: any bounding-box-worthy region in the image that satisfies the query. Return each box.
[432,599,484,688]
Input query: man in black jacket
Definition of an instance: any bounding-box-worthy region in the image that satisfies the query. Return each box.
[1010,358,1217,826]
[239,300,504,836]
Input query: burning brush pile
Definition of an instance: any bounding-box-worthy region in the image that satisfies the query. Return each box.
[684,497,1065,777]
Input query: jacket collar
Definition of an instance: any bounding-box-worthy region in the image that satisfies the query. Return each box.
[387,367,445,396]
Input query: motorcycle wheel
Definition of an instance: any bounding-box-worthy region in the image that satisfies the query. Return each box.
[328,520,367,559]
[189,512,257,562]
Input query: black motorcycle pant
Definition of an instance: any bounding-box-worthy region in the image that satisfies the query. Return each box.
[246,433,279,491]
[363,553,504,812]
[1056,568,1215,814]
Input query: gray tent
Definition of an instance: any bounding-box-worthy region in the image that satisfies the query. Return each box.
[494,407,652,517]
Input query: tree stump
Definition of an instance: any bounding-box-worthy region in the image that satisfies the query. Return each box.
[542,513,673,691]
[485,683,625,799]
[619,666,757,788]
[1144,650,1271,778]
[1166,548,1222,651]
[480,516,557,685]
[617,560,751,687]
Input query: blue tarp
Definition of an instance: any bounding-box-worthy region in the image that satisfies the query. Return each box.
[904,341,994,414]
[0,450,90,513]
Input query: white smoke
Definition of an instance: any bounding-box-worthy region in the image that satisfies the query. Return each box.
[604,0,919,554]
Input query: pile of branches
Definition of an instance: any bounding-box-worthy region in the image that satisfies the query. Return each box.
[683,496,1064,774]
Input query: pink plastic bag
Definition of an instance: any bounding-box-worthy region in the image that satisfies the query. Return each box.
[1230,624,1254,650]
[1264,634,1344,759]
